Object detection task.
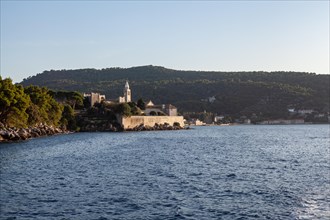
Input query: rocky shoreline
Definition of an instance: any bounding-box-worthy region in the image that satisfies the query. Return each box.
[0,125,70,143]
[0,123,189,143]
[79,121,122,132]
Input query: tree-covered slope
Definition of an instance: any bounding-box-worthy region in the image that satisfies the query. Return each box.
[20,65,330,117]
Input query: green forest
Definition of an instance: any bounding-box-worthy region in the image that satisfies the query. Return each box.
[21,65,329,120]
[0,76,83,129]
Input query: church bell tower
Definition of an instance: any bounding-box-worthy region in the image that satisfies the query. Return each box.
[124,81,131,102]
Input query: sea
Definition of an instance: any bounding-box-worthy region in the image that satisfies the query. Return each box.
[0,125,329,220]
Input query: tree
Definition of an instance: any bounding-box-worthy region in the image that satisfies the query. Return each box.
[50,91,84,110]
[83,96,91,108]
[47,98,63,126]
[131,106,142,115]
[0,77,30,127]
[24,85,63,126]
[137,98,146,110]
[112,103,131,117]
[128,102,136,108]
[118,103,131,117]
[61,104,78,130]
[67,91,83,110]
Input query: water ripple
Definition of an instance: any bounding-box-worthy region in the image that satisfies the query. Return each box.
[1,125,329,219]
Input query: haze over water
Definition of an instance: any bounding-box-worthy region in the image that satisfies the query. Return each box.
[1,125,329,219]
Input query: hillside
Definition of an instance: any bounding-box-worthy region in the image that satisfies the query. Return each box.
[20,65,330,118]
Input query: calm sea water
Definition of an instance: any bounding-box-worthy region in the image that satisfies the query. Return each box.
[0,125,329,220]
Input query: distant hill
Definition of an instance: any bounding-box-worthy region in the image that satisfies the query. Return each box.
[20,65,330,117]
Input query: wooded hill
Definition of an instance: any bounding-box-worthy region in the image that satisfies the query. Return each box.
[21,65,329,118]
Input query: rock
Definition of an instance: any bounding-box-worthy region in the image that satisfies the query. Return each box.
[31,131,40,138]
[126,123,185,132]
[0,124,69,142]
[9,131,21,141]
[40,128,47,136]
[18,129,30,140]
[55,128,62,133]
[1,132,8,140]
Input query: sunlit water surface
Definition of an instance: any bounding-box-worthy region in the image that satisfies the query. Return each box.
[1,125,329,219]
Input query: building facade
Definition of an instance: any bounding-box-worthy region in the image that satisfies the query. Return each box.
[84,92,106,107]
[119,81,131,103]
[164,104,178,116]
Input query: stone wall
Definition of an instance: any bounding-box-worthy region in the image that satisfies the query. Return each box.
[120,116,184,129]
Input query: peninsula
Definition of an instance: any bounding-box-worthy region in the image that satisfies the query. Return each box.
[0,77,184,142]
[1,65,329,142]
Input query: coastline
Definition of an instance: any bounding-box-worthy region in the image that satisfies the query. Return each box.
[0,123,189,143]
[0,125,71,143]
[2,122,327,143]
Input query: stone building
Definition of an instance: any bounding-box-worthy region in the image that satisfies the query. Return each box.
[116,81,179,117]
[84,92,106,107]
[119,81,131,103]
[115,82,183,129]
[144,102,178,116]
[164,104,178,116]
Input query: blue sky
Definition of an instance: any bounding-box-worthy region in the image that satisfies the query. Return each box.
[1,1,329,82]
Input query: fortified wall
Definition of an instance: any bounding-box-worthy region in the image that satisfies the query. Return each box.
[120,116,184,129]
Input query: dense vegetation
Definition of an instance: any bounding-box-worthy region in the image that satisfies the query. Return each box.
[87,101,142,118]
[0,76,83,129]
[21,65,329,119]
